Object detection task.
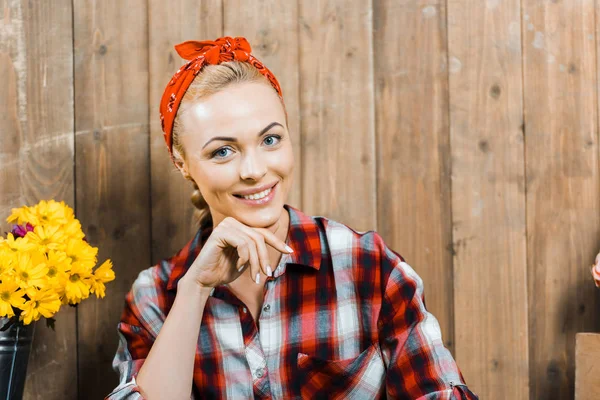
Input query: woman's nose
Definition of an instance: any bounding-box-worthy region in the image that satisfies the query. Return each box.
[239,151,267,181]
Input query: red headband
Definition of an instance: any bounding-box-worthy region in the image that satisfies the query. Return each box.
[159,36,284,164]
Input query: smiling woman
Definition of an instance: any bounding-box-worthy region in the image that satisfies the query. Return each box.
[168,53,290,231]
[174,81,294,231]
[105,36,479,400]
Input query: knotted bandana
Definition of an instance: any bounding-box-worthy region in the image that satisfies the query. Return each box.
[159,36,284,165]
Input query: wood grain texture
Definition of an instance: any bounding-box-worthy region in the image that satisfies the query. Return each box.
[447,0,529,397]
[575,333,600,400]
[0,50,21,220]
[148,0,223,264]
[223,0,301,209]
[0,0,77,399]
[0,1,597,398]
[523,1,600,398]
[298,0,376,230]
[73,0,150,397]
[373,0,454,354]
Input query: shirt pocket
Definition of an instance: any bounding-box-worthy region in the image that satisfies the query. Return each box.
[296,342,386,400]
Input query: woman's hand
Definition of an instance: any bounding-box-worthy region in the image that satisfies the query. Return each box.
[180,216,293,289]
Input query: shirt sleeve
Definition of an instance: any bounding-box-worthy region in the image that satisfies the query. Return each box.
[376,245,479,399]
[105,267,166,400]
[104,322,151,400]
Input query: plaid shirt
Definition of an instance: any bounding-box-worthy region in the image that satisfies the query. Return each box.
[106,204,478,399]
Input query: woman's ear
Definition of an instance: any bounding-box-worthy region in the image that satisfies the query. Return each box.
[172,148,192,181]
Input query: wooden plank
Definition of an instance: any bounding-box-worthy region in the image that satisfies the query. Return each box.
[223,0,301,209]
[0,1,77,399]
[575,333,600,400]
[0,51,21,215]
[523,1,600,398]
[298,0,376,230]
[373,0,454,353]
[447,0,529,397]
[72,0,150,396]
[148,0,222,263]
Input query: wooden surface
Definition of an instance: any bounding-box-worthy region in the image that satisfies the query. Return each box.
[447,0,529,398]
[0,1,79,399]
[73,0,150,395]
[575,333,600,400]
[298,0,377,230]
[523,1,600,399]
[0,1,598,399]
[373,0,455,354]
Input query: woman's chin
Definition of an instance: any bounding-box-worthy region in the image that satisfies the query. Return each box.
[232,202,284,228]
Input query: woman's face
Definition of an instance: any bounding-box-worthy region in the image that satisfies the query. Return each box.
[177,81,294,229]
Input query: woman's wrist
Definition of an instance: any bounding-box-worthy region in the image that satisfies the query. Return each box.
[177,276,214,298]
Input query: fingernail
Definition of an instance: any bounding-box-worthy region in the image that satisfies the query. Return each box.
[255,273,260,284]
[285,245,294,253]
[238,263,246,272]
[266,265,272,276]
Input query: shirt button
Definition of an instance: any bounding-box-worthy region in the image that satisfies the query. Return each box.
[256,368,265,378]
[263,304,270,312]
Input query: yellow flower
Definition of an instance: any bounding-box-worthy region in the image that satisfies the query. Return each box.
[6,206,36,225]
[7,200,76,228]
[94,259,115,283]
[89,259,114,298]
[25,225,67,253]
[0,244,16,277]
[90,280,106,298]
[64,263,93,303]
[58,201,76,223]
[45,250,69,290]
[2,233,37,254]
[14,251,48,290]
[0,281,25,318]
[32,200,70,226]
[64,238,97,270]
[19,288,61,325]
[62,219,85,241]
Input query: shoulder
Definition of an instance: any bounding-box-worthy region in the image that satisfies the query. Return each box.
[125,224,206,315]
[120,250,187,334]
[311,214,407,277]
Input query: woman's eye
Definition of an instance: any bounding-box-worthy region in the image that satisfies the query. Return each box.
[211,135,281,160]
[264,134,282,146]
[211,147,233,159]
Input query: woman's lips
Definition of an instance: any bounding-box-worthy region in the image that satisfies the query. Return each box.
[232,181,278,196]
[233,182,278,206]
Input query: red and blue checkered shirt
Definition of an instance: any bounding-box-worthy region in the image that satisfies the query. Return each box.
[106,204,478,399]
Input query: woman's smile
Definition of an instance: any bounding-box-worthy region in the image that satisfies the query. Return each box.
[232,181,279,206]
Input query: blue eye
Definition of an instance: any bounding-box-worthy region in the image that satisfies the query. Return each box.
[210,134,282,160]
[264,134,282,146]
[211,147,233,159]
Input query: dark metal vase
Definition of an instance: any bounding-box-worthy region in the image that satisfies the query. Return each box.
[0,318,35,400]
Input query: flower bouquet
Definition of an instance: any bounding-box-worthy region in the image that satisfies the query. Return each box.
[0,200,115,399]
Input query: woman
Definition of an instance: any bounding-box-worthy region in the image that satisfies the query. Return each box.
[106,36,479,400]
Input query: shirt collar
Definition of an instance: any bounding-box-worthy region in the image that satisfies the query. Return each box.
[166,204,322,291]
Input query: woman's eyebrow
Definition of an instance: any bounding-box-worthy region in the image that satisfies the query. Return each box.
[202,122,283,149]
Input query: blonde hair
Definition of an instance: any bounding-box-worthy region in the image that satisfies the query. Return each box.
[172,60,287,228]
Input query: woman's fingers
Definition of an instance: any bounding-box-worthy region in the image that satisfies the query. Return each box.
[215,217,294,285]
[214,223,256,278]
[253,227,294,256]
[230,224,274,280]
[228,226,261,283]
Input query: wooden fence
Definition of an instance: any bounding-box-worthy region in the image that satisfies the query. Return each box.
[1,0,599,399]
